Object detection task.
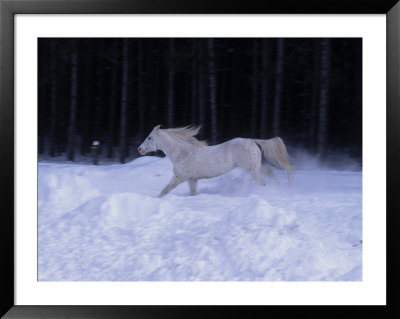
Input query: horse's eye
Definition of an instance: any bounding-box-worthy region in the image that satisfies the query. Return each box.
[148,137,152,140]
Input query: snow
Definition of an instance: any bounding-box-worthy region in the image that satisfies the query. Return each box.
[38,156,362,281]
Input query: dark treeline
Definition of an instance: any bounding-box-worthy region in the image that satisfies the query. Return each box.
[38,38,362,164]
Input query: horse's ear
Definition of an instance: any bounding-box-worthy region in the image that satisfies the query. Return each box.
[155,124,161,130]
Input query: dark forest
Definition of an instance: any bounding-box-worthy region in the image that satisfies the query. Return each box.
[38,38,362,166]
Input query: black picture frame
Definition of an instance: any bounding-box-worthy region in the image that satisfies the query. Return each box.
[1,0,399,318]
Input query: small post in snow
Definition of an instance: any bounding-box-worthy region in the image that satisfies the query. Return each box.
[91,141,100,165]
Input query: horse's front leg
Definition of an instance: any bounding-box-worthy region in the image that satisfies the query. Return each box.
[188,178,198,196]
[158,175,186,197]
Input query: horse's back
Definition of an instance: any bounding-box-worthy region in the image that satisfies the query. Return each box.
[226,137,258,151]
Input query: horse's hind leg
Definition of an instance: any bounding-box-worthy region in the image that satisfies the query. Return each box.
[188,178,198,196]
[248,168,266,186]
[261,166,277,181]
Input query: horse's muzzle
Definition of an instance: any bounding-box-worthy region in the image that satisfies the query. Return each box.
[138,147,145,155]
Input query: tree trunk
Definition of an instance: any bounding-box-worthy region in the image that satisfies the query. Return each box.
[94,39,104,143]
[198,40,206,139]
[137,39,145,139]
[207,38,217,144]
[38,43,47,155]
[219,64,227,132]
[317,39,331,157]
[167,38,175,127]
[107,39,119,158]
[259,39,269,139]
[191,39,198,125]
[119,39,129,164]
[67,41,78,161]
[49,41,58,157]
[272,38,285,137]
[152,41,160,121]
[352,42,362,159]
[251,40,259,137]
[80,41,93,156]
[308,39,321,151]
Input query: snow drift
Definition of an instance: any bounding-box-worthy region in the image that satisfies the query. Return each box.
[38,156,362,281]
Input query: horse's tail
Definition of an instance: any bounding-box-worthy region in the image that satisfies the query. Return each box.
[254,137,293,181]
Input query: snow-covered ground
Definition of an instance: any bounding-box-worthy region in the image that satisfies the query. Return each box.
[38,155,362,281]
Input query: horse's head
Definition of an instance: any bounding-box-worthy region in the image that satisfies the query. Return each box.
[138,125,161,155]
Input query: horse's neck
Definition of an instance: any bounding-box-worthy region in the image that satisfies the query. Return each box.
[158,131,193,163]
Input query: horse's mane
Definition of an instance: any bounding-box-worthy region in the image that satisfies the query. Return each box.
[163,125,208,147]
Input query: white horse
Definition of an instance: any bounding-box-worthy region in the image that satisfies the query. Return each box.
[138,125,292,197]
